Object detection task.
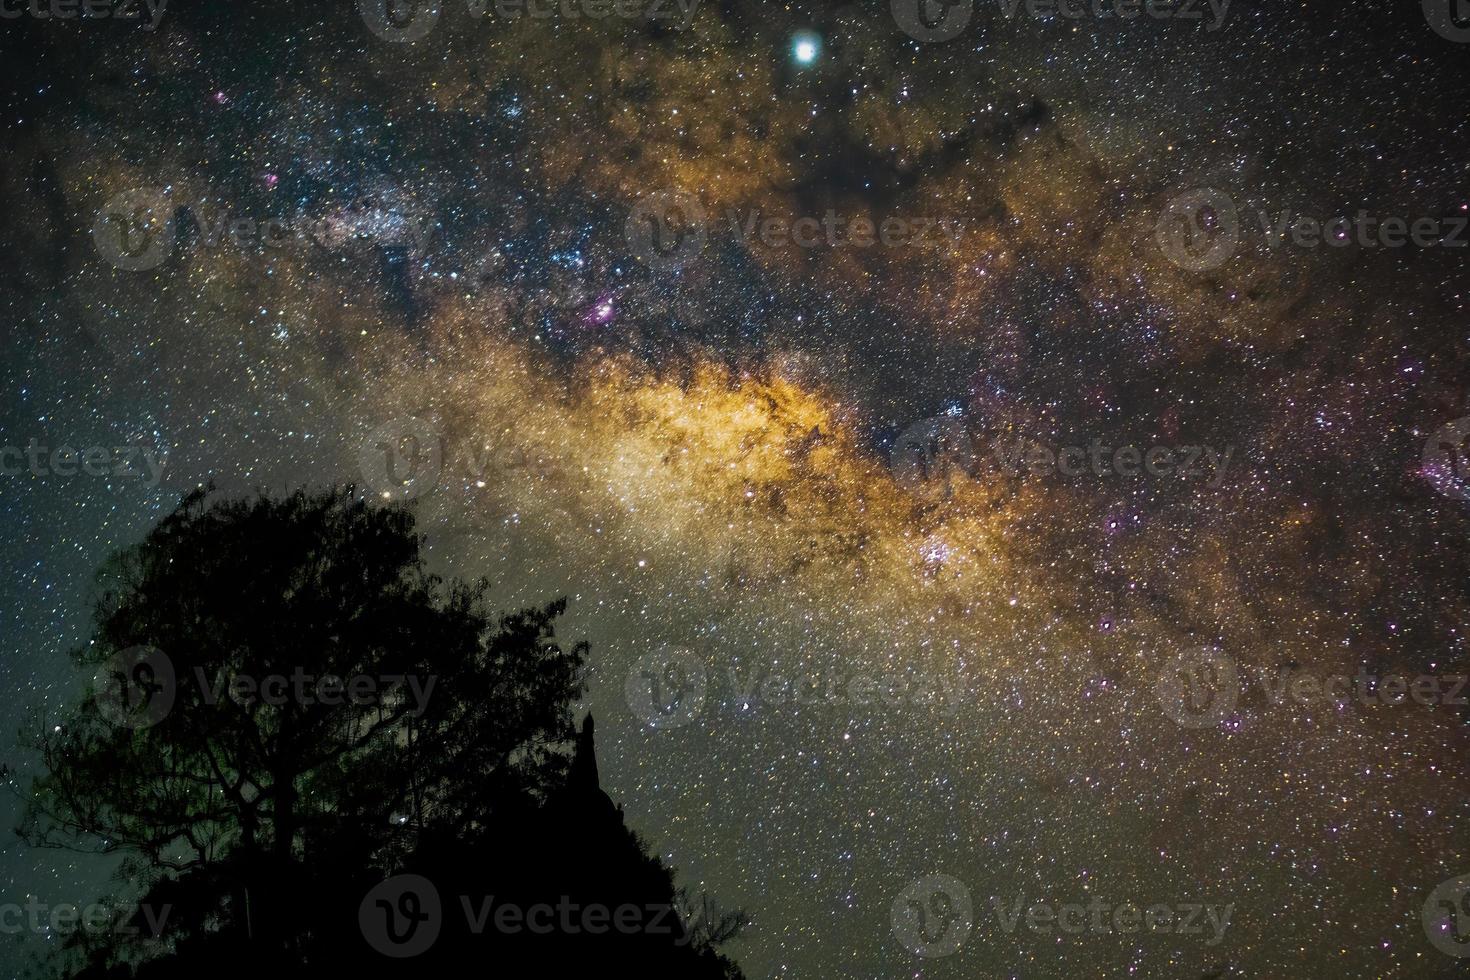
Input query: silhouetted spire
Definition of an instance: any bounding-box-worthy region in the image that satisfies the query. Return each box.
[571,714,600,791]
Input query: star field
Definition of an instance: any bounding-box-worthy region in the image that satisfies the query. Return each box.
[1,1,1469,977]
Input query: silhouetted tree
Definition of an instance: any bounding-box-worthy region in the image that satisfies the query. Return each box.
[20,488,742,978]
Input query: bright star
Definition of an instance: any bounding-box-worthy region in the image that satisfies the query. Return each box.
[792,32,820,65]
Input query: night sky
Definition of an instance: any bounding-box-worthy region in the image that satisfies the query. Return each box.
[2,0,1470,976]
